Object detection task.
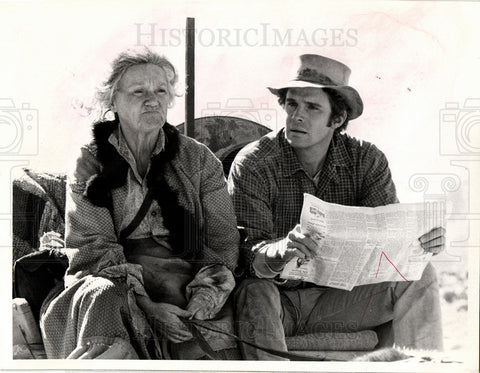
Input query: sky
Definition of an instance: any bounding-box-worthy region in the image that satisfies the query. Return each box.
[1,0,479,370]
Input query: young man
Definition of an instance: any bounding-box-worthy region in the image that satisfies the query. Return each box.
[228,54,445,360]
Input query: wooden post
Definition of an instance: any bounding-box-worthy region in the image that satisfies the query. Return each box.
[185,17,195,137]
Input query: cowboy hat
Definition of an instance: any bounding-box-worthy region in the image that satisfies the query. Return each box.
[268,54,363,120]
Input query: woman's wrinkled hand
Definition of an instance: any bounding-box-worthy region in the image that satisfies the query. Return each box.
[141,299,194,343]
[186,295,215,321]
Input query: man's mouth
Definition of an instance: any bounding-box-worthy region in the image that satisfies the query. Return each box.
[289,129,307,134]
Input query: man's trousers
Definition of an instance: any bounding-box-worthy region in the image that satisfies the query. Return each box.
[234,263,443,360]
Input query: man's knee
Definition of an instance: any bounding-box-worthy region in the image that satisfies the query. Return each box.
[394,262,440,302]
[419,262,439,287]
[235,278,279,299]
[234,278,282,318]
[405,262,439,293]
[234,279,285,343]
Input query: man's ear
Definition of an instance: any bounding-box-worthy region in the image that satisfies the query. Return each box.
[332,111,347,129]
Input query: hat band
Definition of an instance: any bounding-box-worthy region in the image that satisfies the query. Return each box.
[297,68,338,86]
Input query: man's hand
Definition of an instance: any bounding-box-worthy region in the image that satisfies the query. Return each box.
[265,224,321,271]
[136,295,193,343]
[418,226,446,255]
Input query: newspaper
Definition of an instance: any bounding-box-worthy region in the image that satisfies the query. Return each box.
[281,193,444,291]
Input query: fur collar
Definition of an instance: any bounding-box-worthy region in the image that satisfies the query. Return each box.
[84,119,201,259]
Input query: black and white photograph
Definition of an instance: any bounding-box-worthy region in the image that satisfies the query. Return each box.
[1,1,479,372]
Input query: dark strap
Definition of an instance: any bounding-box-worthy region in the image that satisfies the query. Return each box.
[182,319,325,361]
[184,321,223,360]
[119,188,155,242]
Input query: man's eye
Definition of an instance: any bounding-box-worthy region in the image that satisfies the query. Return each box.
[286,102,297,108]
[133,90,144,95]
[156,89,167,94]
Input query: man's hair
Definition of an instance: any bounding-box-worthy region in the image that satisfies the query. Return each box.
[96,48,179,119]
[276,87,350,132]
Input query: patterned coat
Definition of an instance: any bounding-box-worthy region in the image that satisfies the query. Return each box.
[40,124,239,358]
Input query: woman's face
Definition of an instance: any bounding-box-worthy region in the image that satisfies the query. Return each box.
[112,63,170,135]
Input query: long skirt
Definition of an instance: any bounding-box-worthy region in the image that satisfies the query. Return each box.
[40,275,238,359]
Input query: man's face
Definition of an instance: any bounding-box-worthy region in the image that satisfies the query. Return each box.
[284,87,336,151]
[113,63,170,135]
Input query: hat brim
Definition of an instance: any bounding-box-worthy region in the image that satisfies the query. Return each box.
[268,80,363,120]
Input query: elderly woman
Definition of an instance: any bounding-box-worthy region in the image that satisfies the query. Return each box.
[40,49,239,359]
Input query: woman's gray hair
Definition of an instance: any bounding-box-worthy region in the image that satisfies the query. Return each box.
[96,48,179,118]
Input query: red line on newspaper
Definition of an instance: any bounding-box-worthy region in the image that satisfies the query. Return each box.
[359,252,409,327]
[376,251,410,283]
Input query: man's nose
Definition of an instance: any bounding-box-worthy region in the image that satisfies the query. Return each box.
[291,106,304,122]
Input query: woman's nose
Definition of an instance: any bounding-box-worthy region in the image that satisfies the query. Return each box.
[144,92,159,106]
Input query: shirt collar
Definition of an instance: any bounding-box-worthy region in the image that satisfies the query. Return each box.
[328,132,352,168]
[108,126,166,182]
[279,129,352,177]
[279,129,304,177]
[108,126,166,159]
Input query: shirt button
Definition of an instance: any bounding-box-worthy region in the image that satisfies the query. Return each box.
[151,210,157,217]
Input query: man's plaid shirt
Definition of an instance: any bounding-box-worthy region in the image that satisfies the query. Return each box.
[227,128,398,282]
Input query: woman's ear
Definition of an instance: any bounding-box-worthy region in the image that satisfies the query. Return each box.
[110,94,118,113]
